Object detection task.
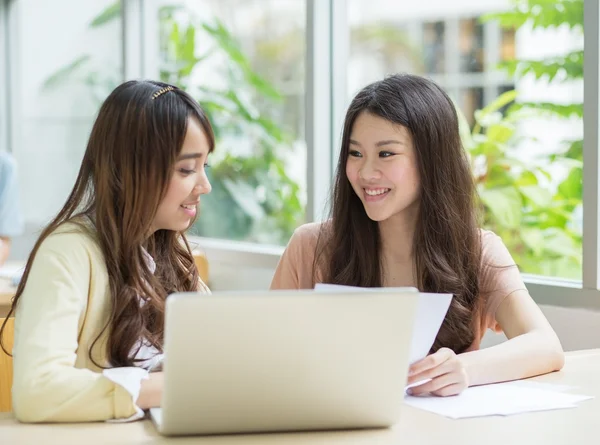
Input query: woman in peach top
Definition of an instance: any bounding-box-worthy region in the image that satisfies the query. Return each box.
[271,74,564,397]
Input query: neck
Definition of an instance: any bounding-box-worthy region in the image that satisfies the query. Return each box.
[378,205,419,264]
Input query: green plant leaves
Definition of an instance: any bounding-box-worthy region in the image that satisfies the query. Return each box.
[558,167,583,200]
[480,187,522,228]
[472,0,583,279]
[482,0,583,31]
[89,1,121,27]
[201,20,282,101]
[42,55,91,89]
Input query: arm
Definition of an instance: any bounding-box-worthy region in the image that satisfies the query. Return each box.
[12,232,153,422]
[270,243,301,290]
[458,290,564,386]
[137,372,164,409]
[407,293,564,396]
[407,232,564,396]
[270,223,321,290]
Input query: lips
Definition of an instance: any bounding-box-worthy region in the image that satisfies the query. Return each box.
[179,201,199,217]
[362,187,391,202]
[180,201,199,209]
[364,188,390,196]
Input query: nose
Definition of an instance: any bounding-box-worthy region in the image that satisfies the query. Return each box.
[358,159,381,181]
[195,170,212,195]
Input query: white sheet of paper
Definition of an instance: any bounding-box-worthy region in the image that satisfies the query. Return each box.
[502,380,576,393]
[314,283,452,363]
[404,381,593,419]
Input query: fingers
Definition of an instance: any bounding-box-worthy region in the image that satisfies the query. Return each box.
[431,383,465,397]
[409,348,454,377]
[407,371,458,396]
[406,348,469,397]
[407,354,455,386]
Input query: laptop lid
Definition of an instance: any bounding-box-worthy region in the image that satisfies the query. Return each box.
[157,288,418,436]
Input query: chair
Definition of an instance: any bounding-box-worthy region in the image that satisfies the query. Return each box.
[0,317,14,412]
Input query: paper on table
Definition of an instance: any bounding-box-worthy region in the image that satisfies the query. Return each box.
[404,381,593,419]
[314,283,452,363]
[503,380,576,393]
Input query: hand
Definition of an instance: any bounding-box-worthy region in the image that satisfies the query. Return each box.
[406,348,469,397]
[137,372,164,409]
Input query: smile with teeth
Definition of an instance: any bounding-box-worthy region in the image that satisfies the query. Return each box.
[364,188,390,196]
[180,204,196,210]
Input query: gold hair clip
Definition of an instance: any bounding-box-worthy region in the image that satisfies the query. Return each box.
[152,85,175,100]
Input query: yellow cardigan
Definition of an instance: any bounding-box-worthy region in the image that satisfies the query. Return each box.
[11,222,207,422]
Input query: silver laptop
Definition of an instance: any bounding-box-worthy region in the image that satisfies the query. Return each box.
[150,288,418,436]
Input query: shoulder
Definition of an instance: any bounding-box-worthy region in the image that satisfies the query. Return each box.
[286,221,332,258]
[19,221,106,316]
[271,221,330,290]
[479,229,515,267]
[477,229,527,329]
[289,221,324,243]
[35,219,102,267]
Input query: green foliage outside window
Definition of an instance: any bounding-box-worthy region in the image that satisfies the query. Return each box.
[45,1,304,245]
[157,7,303,244]
[470,0,583,279]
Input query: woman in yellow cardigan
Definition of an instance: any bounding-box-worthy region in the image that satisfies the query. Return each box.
[0,80,214,422]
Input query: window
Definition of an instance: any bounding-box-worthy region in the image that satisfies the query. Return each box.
[7,0,122,254]
[146,0,307,246]
[3,0,596,306]
[348,0,583,281]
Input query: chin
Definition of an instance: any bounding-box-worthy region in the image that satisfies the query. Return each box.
[159,221,192,232]
[363,211,390,222]
[176,222,193,232]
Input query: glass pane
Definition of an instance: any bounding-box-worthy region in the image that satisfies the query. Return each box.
[347,1,583,280]
[423,21,445,74]
[153,0,306,245]
[459,87,484,128]
[497,84,515,115]
[459,17,484,73]
[348,17,426,94]
[501,27,516,62]
[10,0,122,258]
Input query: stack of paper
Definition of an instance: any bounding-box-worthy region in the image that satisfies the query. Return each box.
[404,381,593,418]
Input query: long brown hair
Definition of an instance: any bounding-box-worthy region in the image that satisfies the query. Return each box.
[317,74,482,354]
[0,80,215,366]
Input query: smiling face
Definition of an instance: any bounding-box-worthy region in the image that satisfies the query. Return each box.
[345,111,420,223]
[151,117,212,233]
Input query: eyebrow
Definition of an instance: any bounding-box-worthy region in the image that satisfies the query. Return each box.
[177,153,204,160]
[349,139,404,147]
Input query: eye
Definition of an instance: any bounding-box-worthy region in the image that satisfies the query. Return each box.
[379,151,394,158]
[348,150,362,158]
[179,168,196,175]
[203,163,210,168]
